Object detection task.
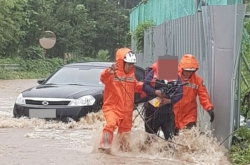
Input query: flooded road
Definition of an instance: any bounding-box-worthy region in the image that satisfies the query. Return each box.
[0,79,232,165]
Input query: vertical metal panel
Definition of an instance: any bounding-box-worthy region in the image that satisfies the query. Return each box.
[202,4,245,148]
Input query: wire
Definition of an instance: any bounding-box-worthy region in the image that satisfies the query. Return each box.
[111,68,240,148]
[113,72,188,148]
[219,128,241,146]
[218,124,250,148]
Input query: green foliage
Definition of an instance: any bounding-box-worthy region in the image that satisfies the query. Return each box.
[0,57,64,79]
[230,146,250,165]
[19,58,64,74]
[0,0,131,59]
[231,11,250,164]
[68,56,93,63]
[20,45,45,60]
[0,57,23,64]
[96,49,110,62]
[0,0,28,57]
[0,51,112,80]
[241,18,250,118]
[45,1,96,58]
[0,70,50,80]
[124,32,132,48]
[82,0,130,58]
[66,50,110,63]
[241,90,250,119]
[229,127,250,165]
[133,20,155,52]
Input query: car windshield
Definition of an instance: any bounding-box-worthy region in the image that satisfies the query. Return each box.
[45,66,105,86]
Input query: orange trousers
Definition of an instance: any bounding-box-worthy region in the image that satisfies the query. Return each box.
[102,109,133,134]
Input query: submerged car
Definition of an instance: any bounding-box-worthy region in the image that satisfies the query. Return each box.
[13,62,145,122]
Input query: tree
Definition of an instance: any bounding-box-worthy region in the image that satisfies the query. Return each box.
[0,0,28,57]
[80,0,130,59]
[0,0,131,60]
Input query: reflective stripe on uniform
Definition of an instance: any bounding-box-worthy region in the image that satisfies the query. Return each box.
[184,82,198,89]
[114,76,134,82]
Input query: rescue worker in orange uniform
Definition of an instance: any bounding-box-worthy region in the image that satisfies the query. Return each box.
[98,48,145,152]
[174,54,215,134]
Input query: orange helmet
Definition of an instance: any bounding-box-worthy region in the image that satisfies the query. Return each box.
[179,54,199,71]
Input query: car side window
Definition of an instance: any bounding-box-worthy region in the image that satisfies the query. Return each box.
[135,66,145,81]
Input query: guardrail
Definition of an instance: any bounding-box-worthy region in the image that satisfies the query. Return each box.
[0,64,21,70]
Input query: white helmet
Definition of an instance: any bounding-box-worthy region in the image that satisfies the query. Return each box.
[124,52,136,63]
[183,68,197,71]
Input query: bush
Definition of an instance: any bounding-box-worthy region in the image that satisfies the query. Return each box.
[19,58,64,74]
[133,20,155,52]
[0,51,111,80]
[0,57,64,80]
[96,49,110,62]
[20,46,45,60]
[229,126,250,165]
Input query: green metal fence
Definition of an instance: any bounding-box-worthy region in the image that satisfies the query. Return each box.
[129,0,243,31]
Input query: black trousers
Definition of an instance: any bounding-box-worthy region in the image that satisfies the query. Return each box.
[144,103,175,140]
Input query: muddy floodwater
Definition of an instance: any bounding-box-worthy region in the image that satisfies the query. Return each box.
[0,79,232,165]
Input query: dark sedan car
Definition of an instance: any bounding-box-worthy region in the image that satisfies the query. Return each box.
[13,62,145,122]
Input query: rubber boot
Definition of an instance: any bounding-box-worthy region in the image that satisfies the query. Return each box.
[98,131,113,153]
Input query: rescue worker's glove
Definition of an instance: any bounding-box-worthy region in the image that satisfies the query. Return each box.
[207,109,214,122]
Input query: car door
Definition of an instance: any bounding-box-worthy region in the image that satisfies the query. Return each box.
[134,65,145,105]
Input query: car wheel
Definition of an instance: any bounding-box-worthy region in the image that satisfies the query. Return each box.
[13,109,20,118]
[13,111,17,118]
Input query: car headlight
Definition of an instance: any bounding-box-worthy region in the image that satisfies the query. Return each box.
[15,93,26,105]
[68,95,96,106]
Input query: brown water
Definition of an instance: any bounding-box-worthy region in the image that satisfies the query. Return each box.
[0,79,232,165]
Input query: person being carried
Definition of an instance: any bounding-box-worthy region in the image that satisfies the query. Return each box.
[98,48,145,153]
[173,54,214,135]
[142,62,183,142]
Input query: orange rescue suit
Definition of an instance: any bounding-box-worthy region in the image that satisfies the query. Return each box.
[100,48,144,134]
[173,54,214,130]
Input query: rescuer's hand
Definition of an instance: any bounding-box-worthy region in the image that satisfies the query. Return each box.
[108,63,118,74]
[207,109,215,122]
[160,98,171,105]
[155,90,163,98]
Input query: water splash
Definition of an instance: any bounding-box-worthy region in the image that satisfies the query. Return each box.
[0,107,231,164]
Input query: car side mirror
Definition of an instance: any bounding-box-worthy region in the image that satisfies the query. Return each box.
[37,79,45,84]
